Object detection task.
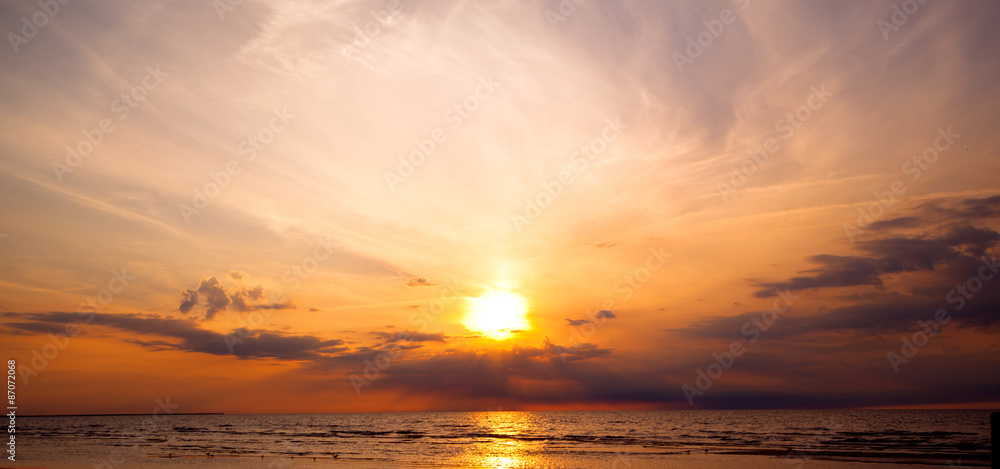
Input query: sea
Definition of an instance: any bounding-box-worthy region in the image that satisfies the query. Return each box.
[6,410,994,468]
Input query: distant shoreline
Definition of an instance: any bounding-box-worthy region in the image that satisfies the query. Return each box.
[19,413,223,417]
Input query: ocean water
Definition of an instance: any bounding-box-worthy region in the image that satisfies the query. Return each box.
[8,410,993,468]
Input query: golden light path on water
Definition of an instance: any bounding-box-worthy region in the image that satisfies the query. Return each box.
[459,412,537,468]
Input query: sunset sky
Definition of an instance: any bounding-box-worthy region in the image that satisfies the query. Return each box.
[1,0,999,414]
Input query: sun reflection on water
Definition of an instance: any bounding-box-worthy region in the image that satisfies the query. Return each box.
[459,411,542,468]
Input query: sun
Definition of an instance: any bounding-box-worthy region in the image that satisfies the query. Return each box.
[463,290,531,340]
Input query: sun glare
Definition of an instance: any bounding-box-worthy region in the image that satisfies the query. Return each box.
[463,290,531,340]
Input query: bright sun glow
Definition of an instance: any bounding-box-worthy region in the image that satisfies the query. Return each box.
[463,290,531,340]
